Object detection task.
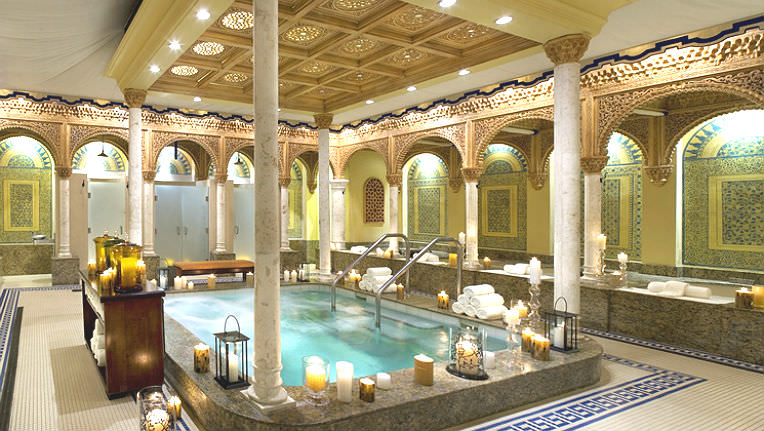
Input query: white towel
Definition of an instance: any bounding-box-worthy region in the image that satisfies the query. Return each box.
[657,290,683,297]
[373,283,397,294]
[513,263,529,275]
[457,294,469,305]
[93,335,105,350]
[463,284,494,297]
[375,247,385,257]
[451,302,465,314]
[469,293,505,308]
[418,252,439,263]
[503,264,516,274]
[350,246,368,253]
[359,280,369,291]
[477,305,508,320]
[95,319,105,335]
[464,305,477,317]
[368,275,393,287]
[366,267,392,277]
[647,281,665,293]
[685,285,711,299]
[95,349,106,367]
[663,280,688,296]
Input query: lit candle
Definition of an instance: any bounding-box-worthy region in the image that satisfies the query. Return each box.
[504,307,520,326]
[384,249,393,259]
[437,290,450,309]
[456,339,480,375]
[521,327,534,353]
[617,252,628,264]
[149,279,158,289]
[290,270,297,282]
[551,324,565,349]
[168,395,182,420]
[305,364,327,392]
[207,274,216,289]
[227,352,239,381]
[531,334,550,361]
[187,281,194,290]
[284,270,290,281]
[482,256,491,270]
[484,351,496,369]
[396,283,405,301]
[515,300,528,318]
[735,287,754,309]
[458,232,465,245]
[136,260,146,283]
[753,285,764,309]
[88,261,96,276]
[173,276,182,289]
[180,276,188,289]
[359,377,375,402]
[193,343,210,373]
[246,272,254,286]
[144,408,169,431]
[448,253,458,267]
[121,255,138,288]
[414,354,433,386]
[597,233,607,251]
[376,372,392,390]
[529,257,542,284]
[335,361,353,403]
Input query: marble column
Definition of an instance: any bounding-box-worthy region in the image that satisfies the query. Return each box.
[123,88,146,244]
[279,176,292,251]
[330,179,348,250]
[215,174,227,253]
[581,157,609,278]
[55,167,72,258]
[314,113,333,276]
[462,168,481,269]
[544,34,591,314]
[142,171,156,255]
[244,0,292,409]
[386,174,401,252]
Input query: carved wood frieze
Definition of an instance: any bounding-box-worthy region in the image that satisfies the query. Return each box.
[334,138,389,179]
[149,131,220,171]
[68,125,129,160]
[393,123,466,172]
[0,118,62,165]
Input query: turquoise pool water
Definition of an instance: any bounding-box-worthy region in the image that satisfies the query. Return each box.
[164,286,505,385]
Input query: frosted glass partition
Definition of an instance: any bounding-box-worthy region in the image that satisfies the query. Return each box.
[233,184,255,260]
[88,179,126,261]
[155,183,209,264]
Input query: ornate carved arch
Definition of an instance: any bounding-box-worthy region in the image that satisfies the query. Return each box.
[335,139,389,179]
[473,107,554,167]
[476,137,531,172]
[393,123,466,173]
[0,119,61,166]
[610,128,648,162]
[149,131,220,172]
[287,144,336,179]
[68,125,129,162]
[224,137,254,167]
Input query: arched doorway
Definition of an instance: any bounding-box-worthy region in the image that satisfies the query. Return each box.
[230,151,254,260]
[603,133,643,260]
[403,152,450,242]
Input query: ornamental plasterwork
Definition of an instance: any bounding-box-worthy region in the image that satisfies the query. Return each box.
[68,125,129,160]
[334,138,389,178]
[278,124,317,144]
[389,6,443,31]
[472,107,554,167]
[393,123,466,172]
[614,118,649,159]
[149,131,220,171]
[0,118,62,165]
[223,137,254,164]
[542,34,590,65]
[643,165,673,186]
[287,143,321,174]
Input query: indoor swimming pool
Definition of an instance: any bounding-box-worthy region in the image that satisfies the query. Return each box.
[164,285,506,385]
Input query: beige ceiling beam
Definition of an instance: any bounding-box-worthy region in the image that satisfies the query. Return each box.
[278,0,327,32]
[197,47,253,88]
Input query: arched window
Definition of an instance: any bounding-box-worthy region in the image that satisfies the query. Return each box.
[363,177,385,223]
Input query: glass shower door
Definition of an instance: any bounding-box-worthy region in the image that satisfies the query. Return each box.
[88,179,126,261]
[154,185,183,265]
[180,184,209,262]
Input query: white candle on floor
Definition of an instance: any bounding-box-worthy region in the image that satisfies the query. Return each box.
[484,351,496,369]
[376,372,392,389]
[290,270,297,281]
[336,361,353,403]
[458,232,465,244]
[227,352,239,381]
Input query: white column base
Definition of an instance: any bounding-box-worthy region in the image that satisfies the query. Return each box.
[242,387,295,412]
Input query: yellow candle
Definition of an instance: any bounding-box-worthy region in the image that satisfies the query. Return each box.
[120,256,138,288]
[207,274,216,289]
[448,253,458,267]
[167,396,182,420]
[359,377,375,402]
[414,354,434,386]
[88,261,96,276]
[597,233,607,250]
[532,334,551,361]
[482,256,491,270]
[735,288,754,309]
[515,300,528,318]
[305,364,327,392]
[456,339,480,375]
[521,327,534,353]
[193,343,210,373]
[752,285,764,309]
[384,249,393,259]
[396,283,405,301]
[437,290,449,309]
[136,260,146,283]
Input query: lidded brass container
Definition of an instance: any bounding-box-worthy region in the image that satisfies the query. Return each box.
[116,241,143,293]
[103,234,125,270]
[93,232,112,272]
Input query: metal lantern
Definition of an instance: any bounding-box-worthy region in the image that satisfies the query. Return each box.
[214,315,249,389]
[446,326,489,380]
[543,297,579,353]
[137,385,176,431]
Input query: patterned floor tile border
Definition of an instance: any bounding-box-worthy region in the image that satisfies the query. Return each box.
[582,328,764,373]
[0,290,19,399]
[468,354,706,431]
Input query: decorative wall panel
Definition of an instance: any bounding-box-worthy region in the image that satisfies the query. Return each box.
[363,178,384,223]
[407,154,447,241]
[478,145,527,251]
[602,133,643,260]
[288,161,303,238]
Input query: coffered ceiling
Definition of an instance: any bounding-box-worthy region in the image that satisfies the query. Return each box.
[148,0,539,113]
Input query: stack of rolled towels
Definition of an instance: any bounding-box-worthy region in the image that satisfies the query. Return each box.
[450,284,508,320]
[350,245,368,254]
[417,252,440,263]
[646,280,711,299]
[91,319,106,367]
[359,267,396,293]
[504,263,529,275]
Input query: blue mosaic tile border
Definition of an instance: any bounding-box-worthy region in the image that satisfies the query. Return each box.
[583,328,764,374]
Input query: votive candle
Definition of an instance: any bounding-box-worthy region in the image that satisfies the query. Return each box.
[376,372,392,390]
[448,253,458,267]
[396,283,405,301]
[359,377,375,402]
[521,327,534,353]
[515,300,528,318]
[168,395,182,420]
[305,364,327,392]
[207,274,216,289]
[193,343,210,373]
[482,256,491,270]
[531,334,551,361]
[414,354,434,386]
[753,285,764,309]
[736,287,754,309]
[437,290,449,309]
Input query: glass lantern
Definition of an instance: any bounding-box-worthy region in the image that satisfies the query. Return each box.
[104,235,124,269]
[214,315,249,389]
[302,355,330,406]
[116,242,143,293]
[543,297,579,353]
[446,326,489,380]
[137,386,176,431]
[93,232,111,273]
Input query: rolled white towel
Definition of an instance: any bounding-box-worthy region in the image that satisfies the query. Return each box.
[427,253,440,263]
[685,285,712,299]
[359,280,369,291]
[368,275,393,287]
[477,305,509,320]
[463,284,494,297]
[464,305,477,318]
[657,290,683,297]
[350,246,367,253]
[663,280,688,296]
[366,267,392,277]
[647,281,665,293]
[503,264,516,274]
[513,263,529,275]
[94,335,105,350]
[451,302,465,314]
[95,349,106,367]
[95,319,105,335]
[457,294,470,305]
[374,283,397,294]
[375,247,385,257]
[469,293,505,308]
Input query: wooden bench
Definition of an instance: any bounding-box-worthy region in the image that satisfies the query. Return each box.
[173,260,254,281]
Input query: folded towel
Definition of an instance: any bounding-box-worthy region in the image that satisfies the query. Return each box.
[375,247,385,257]
[469,293,505,308]
[513,263,529,275]
[359,280,369,291]
[663,280,688,296]
[367,274,393,287]
[366,267,392,277]
[657,290,683,297]
[463,284,494,297]
[95,319,105,335]
[95,349,106,367]
[451,302,464,314]
[350,246,368,253]
[647,281,665,293]
[477,305,509,320]
[685,285,712,299]
[457,294,469,305]
[417,252,439,263]
[464,305,477,318]
[503,264,516,274]
[373,283,397,294]
[94,335,105,350]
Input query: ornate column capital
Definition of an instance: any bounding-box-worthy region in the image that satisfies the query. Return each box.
[142,170,156,182]
[386,173,402,187]
[123,88,147,108]
[449,177,464,192]
[313,113,334,129]
[214,173,228,184]
[543,34,591,65]
[528,172,547,190]
[461,167,482,183]
[278,176,291,188]
[581,156,609,173]
[644,165,673,186]
[55,166,72,178]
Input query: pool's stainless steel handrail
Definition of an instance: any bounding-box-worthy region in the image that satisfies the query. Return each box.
[374,236,462,329]
[330,233,411,312]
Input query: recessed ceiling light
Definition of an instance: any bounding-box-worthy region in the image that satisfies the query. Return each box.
[149,64,160,73]
[193,96,202,102]
[365,99,374,104]
[196,8,211,20]
[169,40,181,51]
[438,0,456,7]
[495,16,512,25]
[458,68,470,76]
[407,86,417,92]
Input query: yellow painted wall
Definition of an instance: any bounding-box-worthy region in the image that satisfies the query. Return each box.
[305,180,319,241]
[641,159,677,266]
[344,150,391,243]
[447,186,465,239]
[526,181,552,256]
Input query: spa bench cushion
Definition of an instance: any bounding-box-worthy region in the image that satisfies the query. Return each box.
[173,260,254,276]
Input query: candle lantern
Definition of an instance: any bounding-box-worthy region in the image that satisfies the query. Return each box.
[193,343,210,373]
[446,326,489,380]
[138,386,175,431]
[543,297,579,353]
[302,355,330,406]
[213,315,249,389]
[104,235,125,270]
[93,232,111,272]
[115,241,143,293]
[437,290,449,309]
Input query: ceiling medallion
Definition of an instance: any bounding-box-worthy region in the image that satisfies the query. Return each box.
[332,0,381,11]
[445,23,491,41]
[170,65,199,76]
[345,71,377,81]
[299,61,332,74]
[193,41,225,56]
[393,6,443,30]
[282,25,326,45]
[221,10,253,30]
[224,73,248,83]
[342,38,377,54]
[390,48,424,66]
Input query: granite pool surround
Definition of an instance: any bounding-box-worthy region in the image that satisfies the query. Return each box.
[164,286,602,431]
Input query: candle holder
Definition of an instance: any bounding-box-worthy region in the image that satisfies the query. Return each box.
[437,291,449,309]
[506,322,522,369]
[359,377,375,402]
[303,355,330,406]
[138,386,175,431]
[193,343,210,373]
[527,282,542,333]
[543,297,579,353]
[446,326,488,380]
[618,261,627,285]
[115,241,143,293]
[213,315,249,389]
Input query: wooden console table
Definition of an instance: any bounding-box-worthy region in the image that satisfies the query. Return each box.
[82,278,165,399]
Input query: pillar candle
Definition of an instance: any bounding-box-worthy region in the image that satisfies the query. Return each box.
[359,377,375,402]
[456,339,480,375]
[144,408,169,431]
[414,354,433,386]
[159,275,167,289]
[227,352,239,381]
[376,372,392,390]
[515,300,528,318]
[298,269,305,281]
[305,364,327,392]
[448,253,458,267]
[617,252,628,264]
[284,270,290,281]
[335,361,353,403]
[482,256,491,270]
[246,272,254,286]
[458,232,465,245]
[193,343,210,373]
[173,276,182,290]
[597,234,607,250]
[753,285,764,309]
[396,283,405,301]
[88,261,96,276]
[735,287,754,309]
[187,281,194,290]
[136,260,146,283]
[484,351,496,369]
[290,270,297,282]
[168,396,182,420]
[531,334,550,361]
[551,324,565,349]
[207,274,216,289]
[181,276,188,289]
[437,290,449,309]
[529,258,542,284]
[521,327,534,353]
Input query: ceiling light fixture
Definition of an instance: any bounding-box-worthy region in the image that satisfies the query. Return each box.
[407,86,417,92]
[168,40,181,51]
[458,68,470,76]
[495,16,512,25]
[193,96,202,102]
[149,64,160,73]
[365,99,374,104]
[438,0,456,7]
[196,8,211,20]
